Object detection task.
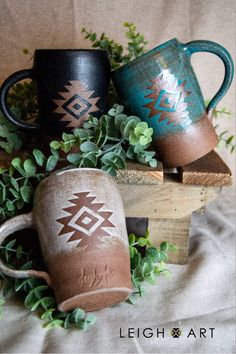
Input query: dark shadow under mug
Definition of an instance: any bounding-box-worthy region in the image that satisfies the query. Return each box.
[0,49,111,136]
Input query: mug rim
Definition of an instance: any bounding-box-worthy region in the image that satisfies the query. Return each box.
[112,38,179,74]
[34,49,108,54]
[35,167,113,194]
[55,167,110,176]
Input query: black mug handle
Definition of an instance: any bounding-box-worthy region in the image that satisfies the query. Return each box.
[0,69,40,130]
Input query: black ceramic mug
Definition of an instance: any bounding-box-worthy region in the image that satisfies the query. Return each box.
[0,49,111,135]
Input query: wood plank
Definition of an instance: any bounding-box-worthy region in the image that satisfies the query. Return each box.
[115,160,164,184]
[148,216,191,265]
[178,150,232,186]
[117,180,221,218]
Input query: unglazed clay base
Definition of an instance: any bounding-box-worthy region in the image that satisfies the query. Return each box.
[58,287,132,312]
[154,114,218,167]
[47,243,132,312]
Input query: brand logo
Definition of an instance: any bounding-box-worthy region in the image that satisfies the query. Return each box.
[119,327,215,339]
[170,328,182,338]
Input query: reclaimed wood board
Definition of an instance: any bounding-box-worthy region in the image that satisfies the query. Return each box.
[117,180,221,218]
[178,150,232,186]
[148,216,191,264]
[115,160,164,184]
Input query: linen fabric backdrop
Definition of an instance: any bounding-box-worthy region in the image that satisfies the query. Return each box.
[0,1,235,353]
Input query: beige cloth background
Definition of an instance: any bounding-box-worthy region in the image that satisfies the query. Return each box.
[0,1,235,353]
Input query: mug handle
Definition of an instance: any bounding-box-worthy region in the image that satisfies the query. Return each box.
[184,40,234,113]
[0,69,40,130]
[0,212,51,286]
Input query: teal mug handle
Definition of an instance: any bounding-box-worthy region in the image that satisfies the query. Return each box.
[184,40,234,113]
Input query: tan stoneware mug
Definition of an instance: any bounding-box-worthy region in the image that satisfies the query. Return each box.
[0,168,132,312]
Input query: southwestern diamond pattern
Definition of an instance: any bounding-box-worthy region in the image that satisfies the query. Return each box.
[56,192,115,247]
[53,80,100,129]
[143,70,191,126]
[61,94,92,120]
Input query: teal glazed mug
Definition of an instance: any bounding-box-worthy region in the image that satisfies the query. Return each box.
[112,39,234,167]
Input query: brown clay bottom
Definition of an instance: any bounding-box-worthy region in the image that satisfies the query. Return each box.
[58,287,131,312]
[47,241,132,312]
[154,114,218,167]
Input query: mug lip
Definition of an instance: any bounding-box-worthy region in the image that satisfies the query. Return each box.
[34,48,108,54]
[112,38,179,74]
[36,167,112,190]
[55,167,109,177]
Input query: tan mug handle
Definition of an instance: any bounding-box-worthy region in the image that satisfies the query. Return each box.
[0,212,51,286]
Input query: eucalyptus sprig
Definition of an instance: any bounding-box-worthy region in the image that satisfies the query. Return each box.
[6,80,38,122]
[82,22,148,70]
[0,109,27,153]
[0,229,175,329]
[212,106,235,153]
[0,238,97,330]
[128,230,176,303]
[0,104,157,221]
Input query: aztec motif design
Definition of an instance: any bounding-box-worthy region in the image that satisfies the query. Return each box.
[143,71,191,126]
[56,192,115,247]
[53,80,100,129]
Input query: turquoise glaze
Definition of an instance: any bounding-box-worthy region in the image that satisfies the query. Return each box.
[112,39,234,138]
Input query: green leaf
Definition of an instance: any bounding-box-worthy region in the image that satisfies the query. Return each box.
[24,285,49,309]
[30,297,56,311]
[41,308,56,321]
[138,237,147,247]
[101,165,117,176]
[33,149,46,166]
[70,308,85,323]
[63,314,72,329]
[128,233,136,245]
[23,159,37,177]
[143,128,153,138]
[145,247,159,262]
[81,152,97,167]
[160,241,169,252]
[77,315,97,331]
[127,294,136,304]
[129,132,140,145]
[50,141,61,150]
[10,177,19,191]
[129,246,135,258]
[9,188,20,199]
[149,159,157,168]
[6,200,15,211]
[20,185,32,203]
[123,119,138,138]
[46,156,58,172]
[80,141,99,153]
[101,151,117,165]
[85,314,97,326]
[139,136,150,146]
[44,319,64,329]
[67,153,82,164]
[11,157,25,175]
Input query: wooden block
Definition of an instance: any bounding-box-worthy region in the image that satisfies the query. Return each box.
[148,216,191,264]
[179,150,232,186]
[115,160,164,184]
[118,179,221,218]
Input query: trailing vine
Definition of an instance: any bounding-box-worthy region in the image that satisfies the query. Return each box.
[0,231,176,330]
